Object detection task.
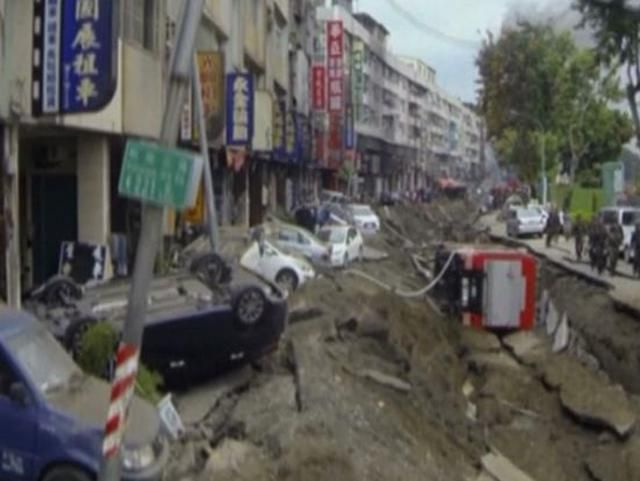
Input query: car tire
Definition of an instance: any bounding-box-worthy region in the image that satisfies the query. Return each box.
[190,253,231,286]
[42,276,83,307]
[43,466,92,481]
[233,287,267,328]
[275,269,299,292]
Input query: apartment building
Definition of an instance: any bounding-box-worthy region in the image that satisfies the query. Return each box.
[316,0,484,199]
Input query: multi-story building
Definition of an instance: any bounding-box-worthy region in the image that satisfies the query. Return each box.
[316,0,484,199]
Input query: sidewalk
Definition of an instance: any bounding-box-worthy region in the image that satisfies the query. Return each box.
[482,214,640,314]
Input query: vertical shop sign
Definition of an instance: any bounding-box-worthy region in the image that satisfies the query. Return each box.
[326,21,344,113]
[225,73,254,146]
[286,111,296,161]
[344,104,355,149]
[34,0,118,115]
[272,100,286,160]
[352,39,364,122]
[311,65,326,110]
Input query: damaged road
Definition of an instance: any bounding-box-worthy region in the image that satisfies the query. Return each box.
[165,200,640,481]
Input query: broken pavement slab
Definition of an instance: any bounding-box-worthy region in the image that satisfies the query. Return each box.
[502,331,550,366]
[585,436,640,481]
[481,450,537,481]
[460,327,502,352]
[354,369,412,393]
[543,355,636,437]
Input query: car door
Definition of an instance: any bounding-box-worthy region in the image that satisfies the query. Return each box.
[275,228,300,254]
[257,244,285,282]
[346,228,360,259]
[0,352,38,481]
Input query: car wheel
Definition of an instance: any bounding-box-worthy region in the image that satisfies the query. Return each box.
[43,466,92,481]
[233,287,267,327]
[275,269,299,292]
[190,253,231,286]
[43,276,82,307]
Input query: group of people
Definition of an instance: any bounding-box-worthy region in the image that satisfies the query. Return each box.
[570,215,640,277]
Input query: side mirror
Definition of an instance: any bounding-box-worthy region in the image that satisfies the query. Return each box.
[9,383,29,406]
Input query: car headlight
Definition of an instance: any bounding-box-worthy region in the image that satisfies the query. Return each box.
[122,444,155,471]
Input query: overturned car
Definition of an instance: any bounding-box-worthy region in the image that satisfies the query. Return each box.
[25,259,288,388]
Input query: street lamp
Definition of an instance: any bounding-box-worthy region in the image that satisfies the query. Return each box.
[509,110,548,206]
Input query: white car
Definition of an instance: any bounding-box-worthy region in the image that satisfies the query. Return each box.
[268,223,331,264]
[240,240,315,292]
[317,225,364,267]
[346,204,380,234]
[506,207,547,238]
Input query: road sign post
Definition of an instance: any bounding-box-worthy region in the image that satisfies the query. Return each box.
[97,2,205,480]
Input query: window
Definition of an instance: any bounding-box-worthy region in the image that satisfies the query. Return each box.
[278,229,299,243]
[123,0,159,51]
[622,212,639,226]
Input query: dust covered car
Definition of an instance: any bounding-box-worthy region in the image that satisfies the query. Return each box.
[25,267,287,387]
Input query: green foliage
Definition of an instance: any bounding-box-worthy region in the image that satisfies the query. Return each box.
[76,322,164,404]
[476,22,633,181]
[550,184,603,220]
[575,0,640,144]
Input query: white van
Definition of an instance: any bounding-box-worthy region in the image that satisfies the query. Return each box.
[599,206,640,258]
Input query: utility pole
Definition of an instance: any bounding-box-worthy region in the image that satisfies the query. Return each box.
[193,58,220,252]
[97,2,205,480]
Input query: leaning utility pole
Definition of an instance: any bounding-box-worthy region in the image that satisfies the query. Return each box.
[97,2,205,480]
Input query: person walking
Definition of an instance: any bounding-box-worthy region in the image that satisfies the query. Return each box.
[631,223,640,278]
[607,221,624,276]
[572,214,587,262]
[545,207,561,248]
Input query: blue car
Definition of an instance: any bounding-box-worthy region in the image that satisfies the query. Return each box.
[0,310,168,481]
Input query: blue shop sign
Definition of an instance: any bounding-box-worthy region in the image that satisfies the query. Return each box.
[344,104,355,150]
[225,73,254,146]
[35,0,118,115]
[285,111,297,161]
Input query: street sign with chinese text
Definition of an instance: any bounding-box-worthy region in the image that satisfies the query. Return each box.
[286,111,296,161]
[344,104,355,149]
[311,65,326,111]
[272,100,286,160]
[352,40,364,122]
[33,0,118,115]
[326,21,344,114]
[118,140,204,210]
[193,51,224,142]
[225,73,254,146]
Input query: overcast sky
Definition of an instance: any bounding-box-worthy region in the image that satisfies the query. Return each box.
[358,0,575,103]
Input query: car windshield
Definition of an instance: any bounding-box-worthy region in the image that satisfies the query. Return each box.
[318,228,346,244]
[518,208,541,218]
[5,326,81,395]
[351,205,374,216]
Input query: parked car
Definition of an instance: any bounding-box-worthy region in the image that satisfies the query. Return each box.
[599,206,640,258]
[241,240,316,292]
[317,225,364,267]
[0,309,168,481]
[506,206,547,238]
[320,189,347,205]
[345,204,381,235]
[26,267,288,387]
[266,223,331,265]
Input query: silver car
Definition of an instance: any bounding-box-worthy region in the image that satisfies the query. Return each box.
[506,207,547,238]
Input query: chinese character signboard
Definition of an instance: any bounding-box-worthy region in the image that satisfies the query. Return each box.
[344,104,355,150]
[326,21,344,114]
[272,100,286,160]
[311,65,326,111]
[118,140,204,211]
[194,51,224,141]
[33,0,118,115]
[226,73,254,146]
[328,113,342,170]
[286,111,296,161]
[352,40,364,122]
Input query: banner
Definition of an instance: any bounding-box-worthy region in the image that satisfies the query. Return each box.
[194,51,224,141]
[286,111,296,161]
[326,21,344,113]
[344,103,355,150]
[311,65,326,110]
[225,73,254,146]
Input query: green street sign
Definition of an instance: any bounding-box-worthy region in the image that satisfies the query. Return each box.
[118,140,203,210]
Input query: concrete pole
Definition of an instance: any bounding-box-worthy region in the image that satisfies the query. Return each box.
[97,2,204,480]
[541,134,548,206]
[2,123,20,308]
[192,58,220,252]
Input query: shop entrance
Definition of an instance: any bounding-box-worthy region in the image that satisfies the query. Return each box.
[31,174,78,285]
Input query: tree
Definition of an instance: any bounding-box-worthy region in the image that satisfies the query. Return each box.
[476,22,632,183]
[575,0,640,145]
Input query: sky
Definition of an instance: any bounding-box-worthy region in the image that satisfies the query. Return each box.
[358,0,575,103]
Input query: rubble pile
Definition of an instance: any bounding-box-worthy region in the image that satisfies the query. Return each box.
[165,201,640,481]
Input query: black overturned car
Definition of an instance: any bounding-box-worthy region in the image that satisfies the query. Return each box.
[25,260,288,388]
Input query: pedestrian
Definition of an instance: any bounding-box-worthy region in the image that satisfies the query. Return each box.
[545,207,561,248]
[607,221,624,276]
[631,223,640,277]
[588,216,607,273]
[572,214,587,262]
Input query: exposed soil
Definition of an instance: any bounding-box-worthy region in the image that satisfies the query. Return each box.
[166,200,640,481]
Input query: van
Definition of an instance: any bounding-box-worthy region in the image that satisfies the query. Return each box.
[599,206,640,257]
